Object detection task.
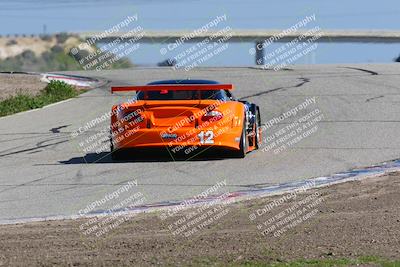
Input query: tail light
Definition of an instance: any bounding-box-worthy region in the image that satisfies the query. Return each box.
[202,110,223,122]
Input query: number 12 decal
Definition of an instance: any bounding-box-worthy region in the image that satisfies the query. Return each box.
[198,130,214,144]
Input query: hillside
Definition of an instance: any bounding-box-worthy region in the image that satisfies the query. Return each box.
[0,34,134,72]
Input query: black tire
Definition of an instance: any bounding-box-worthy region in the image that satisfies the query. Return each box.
[233,117,248,158]
[254,106,261,149]
[110,139,123,161]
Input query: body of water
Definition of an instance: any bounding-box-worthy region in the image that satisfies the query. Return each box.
[1,0,399,65]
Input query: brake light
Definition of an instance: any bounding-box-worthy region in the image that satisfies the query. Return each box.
[202,110,223,122]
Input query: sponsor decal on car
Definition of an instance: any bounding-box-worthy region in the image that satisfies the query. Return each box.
[161,133,178,139]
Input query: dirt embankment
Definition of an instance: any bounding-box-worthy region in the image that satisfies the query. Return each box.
[0,74,46,100]
[0,173,399,266]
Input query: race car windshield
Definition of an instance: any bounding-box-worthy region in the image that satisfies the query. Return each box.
[136,89,229,100]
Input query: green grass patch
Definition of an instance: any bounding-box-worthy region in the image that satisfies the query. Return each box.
[0,80,81,117]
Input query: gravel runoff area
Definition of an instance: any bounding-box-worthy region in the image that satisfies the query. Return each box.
[0,73,46,100]
[0,172,399,266]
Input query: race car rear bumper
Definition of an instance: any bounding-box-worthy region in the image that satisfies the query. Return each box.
[112,126,243,152]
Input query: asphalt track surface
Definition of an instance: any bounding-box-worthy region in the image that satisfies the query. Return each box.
[1,64,400,222]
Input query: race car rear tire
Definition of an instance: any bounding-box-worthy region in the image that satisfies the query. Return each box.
[110,140,123,161]
[254,106,261,149]
[111,150,123,161]
[233,117,248,158]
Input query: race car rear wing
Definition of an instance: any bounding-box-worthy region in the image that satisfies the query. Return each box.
[111,84,234,94]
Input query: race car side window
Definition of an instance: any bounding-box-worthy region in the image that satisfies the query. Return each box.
[224,90,235,100]
[136,91,144,100]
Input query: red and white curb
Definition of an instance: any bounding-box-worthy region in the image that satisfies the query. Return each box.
[1,158,399,225]
[41,73,106,88]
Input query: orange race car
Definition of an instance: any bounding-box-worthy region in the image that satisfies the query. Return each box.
[110,79,262,159]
